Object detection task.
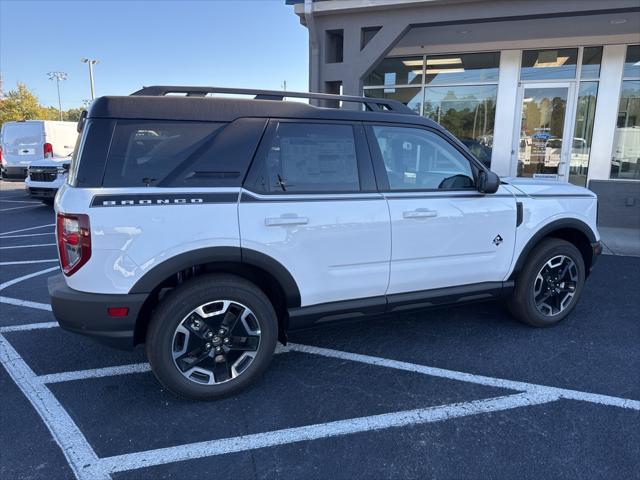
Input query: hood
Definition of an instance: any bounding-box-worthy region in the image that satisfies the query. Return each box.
[502,177,596,198]
[28,156,72,168]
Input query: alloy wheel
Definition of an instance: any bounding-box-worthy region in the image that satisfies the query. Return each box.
[533,255,579,316]
[171,300,261,385]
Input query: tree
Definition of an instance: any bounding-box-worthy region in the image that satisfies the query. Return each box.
[63,108,84,122]
[0,83,85,125]
[0,83,42,123]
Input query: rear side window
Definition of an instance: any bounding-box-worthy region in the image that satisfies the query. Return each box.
[102,121,223,187]
[251,122,360,193]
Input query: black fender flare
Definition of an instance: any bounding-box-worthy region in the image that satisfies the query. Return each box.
[129,246,301,308]
[510,218,597,279]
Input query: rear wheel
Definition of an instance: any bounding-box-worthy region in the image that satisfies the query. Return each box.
[41,198,54,206]
[146,274,278,400]
[508,238,585,327]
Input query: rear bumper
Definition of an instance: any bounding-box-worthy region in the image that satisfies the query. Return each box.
[27,187,57,199]
[1,165,28,179]
[48,274,147,350]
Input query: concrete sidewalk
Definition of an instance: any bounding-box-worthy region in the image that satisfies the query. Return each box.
[599,226,640,257]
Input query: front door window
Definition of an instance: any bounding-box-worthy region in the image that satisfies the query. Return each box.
[517,85,571,179]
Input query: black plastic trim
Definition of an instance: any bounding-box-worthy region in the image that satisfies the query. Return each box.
[516,202,523,227]
[510,218,597,279]
[48,274,147,350]
[240,191,383,203]
[287,281,513,329]
[128,246,301,308]
[288,296,386,329]
[90,192,238,207]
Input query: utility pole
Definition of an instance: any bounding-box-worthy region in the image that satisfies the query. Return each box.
[282,80,287,91]
[47,71,67,121]
[81,58,99,100]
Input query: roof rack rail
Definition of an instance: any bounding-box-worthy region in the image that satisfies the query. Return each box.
[131,85,417,115]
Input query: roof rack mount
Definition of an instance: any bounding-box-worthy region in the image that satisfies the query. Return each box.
[131,85,417,115]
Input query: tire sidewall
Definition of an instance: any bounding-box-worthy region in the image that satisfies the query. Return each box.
[146,276,278,400]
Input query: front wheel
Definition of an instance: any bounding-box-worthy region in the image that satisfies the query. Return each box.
[508,238,585,327]
[146,274,278,400]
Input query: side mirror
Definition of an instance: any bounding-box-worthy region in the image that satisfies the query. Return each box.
[478,170,500,194]
[77,110,88,133]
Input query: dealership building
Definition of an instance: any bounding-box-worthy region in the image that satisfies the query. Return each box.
[289,0,640,227]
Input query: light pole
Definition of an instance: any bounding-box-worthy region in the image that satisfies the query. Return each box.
[81,58,99,100]
[47,71,67,121]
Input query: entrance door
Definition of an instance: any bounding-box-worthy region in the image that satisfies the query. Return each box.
[514,83,576,180]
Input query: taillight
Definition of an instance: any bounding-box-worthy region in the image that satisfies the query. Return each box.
[56,213,91,276]
[0,146,4,165]
[44,142,53,158]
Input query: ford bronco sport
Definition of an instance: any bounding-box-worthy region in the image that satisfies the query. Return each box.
[49,86,602,399]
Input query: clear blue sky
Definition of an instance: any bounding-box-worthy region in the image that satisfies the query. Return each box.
[0,0,309,109]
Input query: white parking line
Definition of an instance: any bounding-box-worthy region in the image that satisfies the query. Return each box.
[39,363,152,384]
[0,243,56,250]
[0,232,54,239]
[0,321,58,333]
[0,334,108,480]
[100,391,559,474]
[0,199,41,204]
[286,343,640,411]
[0,259,58,266]
[0,296,52,311]
[0,204,45,212]
[0,223,55,236]
[0,266,59,291]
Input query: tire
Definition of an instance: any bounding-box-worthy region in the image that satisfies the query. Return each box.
[146,274,278,400]
[41,198,54,206]
[508,238,585,327]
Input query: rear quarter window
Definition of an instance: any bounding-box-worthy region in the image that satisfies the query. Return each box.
[102,121,224,188]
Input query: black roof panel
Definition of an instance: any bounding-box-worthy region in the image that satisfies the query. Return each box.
[87,95,438,128]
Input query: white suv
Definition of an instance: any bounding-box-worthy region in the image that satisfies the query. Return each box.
[49,87,602,399]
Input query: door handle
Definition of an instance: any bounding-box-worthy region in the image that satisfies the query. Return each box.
[265,215,309,227]
[403,209,438,219]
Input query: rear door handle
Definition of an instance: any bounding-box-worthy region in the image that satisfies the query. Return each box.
[403,209,438,219]
[265,216,309,227]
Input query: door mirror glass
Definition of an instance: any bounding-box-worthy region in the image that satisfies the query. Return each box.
[478,170,500,194]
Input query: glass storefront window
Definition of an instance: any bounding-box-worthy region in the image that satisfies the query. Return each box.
[569,82,599,186]
[610,80,640,180]
[425,52,500,85]
[363,87,422,115]
[423,85,497,167]
[364,56,423,86]
[521,48,578,81]
[580,47,603,80]
[517,86,568,178]
[623,44,640,79]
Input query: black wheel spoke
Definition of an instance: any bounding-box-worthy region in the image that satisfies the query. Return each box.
[176,347,211,372]
[213,356,232,382]
[221,307,242,334]
[228,335,259,352]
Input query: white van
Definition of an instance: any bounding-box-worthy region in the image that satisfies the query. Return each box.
[0,120,78,179]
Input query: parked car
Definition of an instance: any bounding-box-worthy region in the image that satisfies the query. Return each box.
[0,120,77,179]
[48,86,602,400]
[25,155,71,205]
